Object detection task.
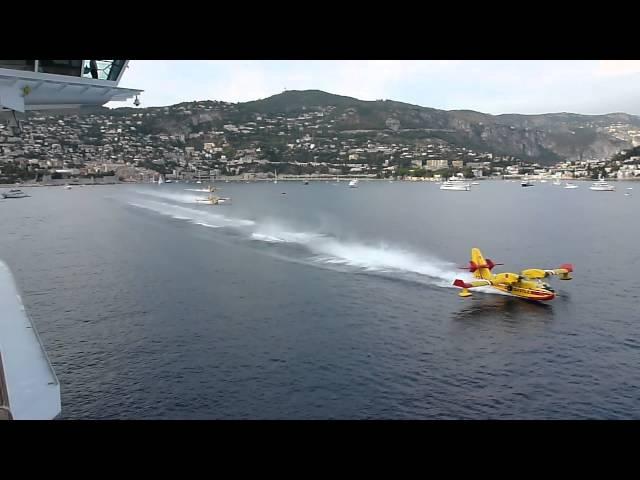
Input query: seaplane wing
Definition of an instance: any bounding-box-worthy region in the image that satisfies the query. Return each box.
[521,264,573,280]
[453,279,492,289]
[452,278,492,298]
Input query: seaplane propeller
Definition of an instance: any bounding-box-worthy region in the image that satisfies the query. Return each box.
[458,258,504,272]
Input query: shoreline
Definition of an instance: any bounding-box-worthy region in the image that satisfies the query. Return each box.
[3,178,639,188]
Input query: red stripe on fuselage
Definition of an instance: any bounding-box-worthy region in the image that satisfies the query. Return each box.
[494,286,555,301]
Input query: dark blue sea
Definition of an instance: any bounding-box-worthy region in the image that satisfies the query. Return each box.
[1,180,639,419]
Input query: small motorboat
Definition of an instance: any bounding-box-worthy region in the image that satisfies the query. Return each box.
[2,189,30,198]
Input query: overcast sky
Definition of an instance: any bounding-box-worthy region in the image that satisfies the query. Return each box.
[111,60,640,116]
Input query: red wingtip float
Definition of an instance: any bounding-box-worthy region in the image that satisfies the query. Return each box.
[452,248,574,301]
[453,279,472,289]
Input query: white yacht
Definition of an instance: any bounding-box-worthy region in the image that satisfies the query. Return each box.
[348,179,359,188]
[64,185,72,190]
[2,189,30,198]
[564,183,579,189]
[552,179,562,186]
[589,177,615,191]
[440,178,470,191]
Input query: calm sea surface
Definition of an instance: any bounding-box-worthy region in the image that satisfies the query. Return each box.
[1,180,639,419]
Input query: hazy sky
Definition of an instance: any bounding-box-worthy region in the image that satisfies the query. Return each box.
[111,60,640,116]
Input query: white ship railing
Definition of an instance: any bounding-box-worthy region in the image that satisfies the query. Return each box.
[0,353,13,420]
[0,261,61,419]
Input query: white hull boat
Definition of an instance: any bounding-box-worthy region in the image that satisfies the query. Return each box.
[2,189,30,198]
[440,180,470,191]
[589,180,615,191]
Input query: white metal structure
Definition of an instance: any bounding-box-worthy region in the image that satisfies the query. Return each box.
[0,60,142,420]
[0,60,142,113]
[0,262,61,419]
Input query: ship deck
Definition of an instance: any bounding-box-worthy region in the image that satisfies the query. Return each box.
[0,261,61,420]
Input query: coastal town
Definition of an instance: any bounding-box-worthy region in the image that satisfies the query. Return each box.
[1,99,640,186]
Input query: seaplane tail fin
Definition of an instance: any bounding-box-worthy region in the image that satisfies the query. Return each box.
[523,263,573,280]
[545,263,573,280]
[470,248,493,280]
[521,268,547,279]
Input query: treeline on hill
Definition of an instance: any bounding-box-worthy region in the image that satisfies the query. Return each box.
[612,145,640,163]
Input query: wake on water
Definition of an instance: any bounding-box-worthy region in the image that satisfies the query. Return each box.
[126,194,499,294]
[134,188,220,205]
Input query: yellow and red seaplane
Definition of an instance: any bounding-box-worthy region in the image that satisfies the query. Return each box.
[453,248,573,301]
